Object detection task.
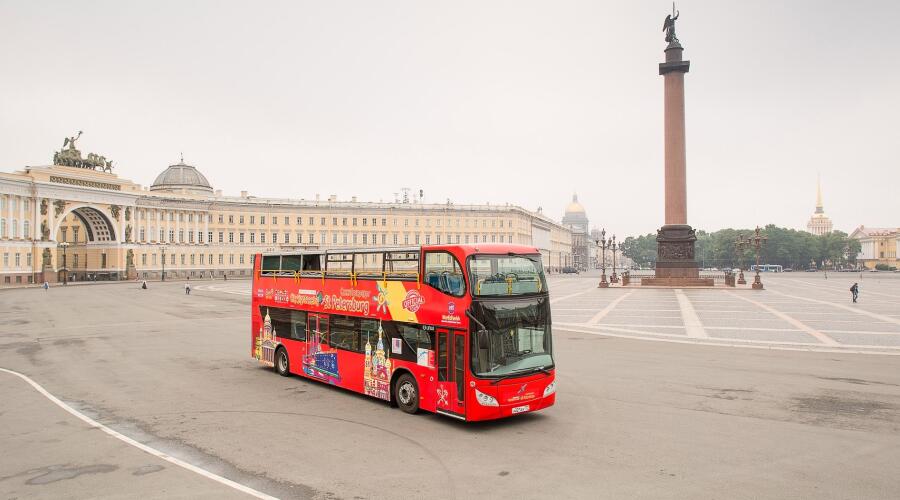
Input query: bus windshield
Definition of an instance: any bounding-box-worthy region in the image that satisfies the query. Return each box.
[470,297,553,377]
[469,254,547,296]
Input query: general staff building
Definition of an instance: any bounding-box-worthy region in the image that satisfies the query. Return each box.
[0,144,574,285]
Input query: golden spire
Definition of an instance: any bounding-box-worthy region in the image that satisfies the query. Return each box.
[815,176,824,214]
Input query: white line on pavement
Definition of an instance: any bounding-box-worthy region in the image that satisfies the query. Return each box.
[726,291,839,346]
[549,287,598,304]
[0,367,277,500]
[766,289,900,327]
[588,291,634,325]
[784,279,899,300]
[595,323,806,333]
[554,325,900,356]
[675,289,708,338]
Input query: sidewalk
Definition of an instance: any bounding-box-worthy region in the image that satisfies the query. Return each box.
[0,276,250,291]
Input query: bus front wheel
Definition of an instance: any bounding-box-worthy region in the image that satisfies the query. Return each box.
[275,348,290,377]
[394,374,419,414]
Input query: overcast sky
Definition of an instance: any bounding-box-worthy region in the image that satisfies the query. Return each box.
[1,1,897,236]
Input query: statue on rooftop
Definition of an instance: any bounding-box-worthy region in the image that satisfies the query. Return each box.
[663,3,680,44]
[63,131,82,150]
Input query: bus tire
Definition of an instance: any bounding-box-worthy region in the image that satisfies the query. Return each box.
[275,347,290,377]
[394,373,419,414]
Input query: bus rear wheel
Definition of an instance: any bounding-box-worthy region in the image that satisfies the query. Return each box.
[394,374,419,414]
[275,348,290,377]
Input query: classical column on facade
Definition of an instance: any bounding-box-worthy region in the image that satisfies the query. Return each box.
[3,194,10,237]
[46,197,55,240]
[642,9,713,287]
[194,211,201,244]
[118,206,126,244]
[18,195,25,240]
[33,197,41,240]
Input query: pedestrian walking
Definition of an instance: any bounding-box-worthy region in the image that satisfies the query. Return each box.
[42,281,49,290]
[141,280,148,290]
[185,283,191,295]
[850,282,859,303]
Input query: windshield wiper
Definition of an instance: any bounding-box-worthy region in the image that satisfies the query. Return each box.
[533,366,553,376]
[488,366,552,385]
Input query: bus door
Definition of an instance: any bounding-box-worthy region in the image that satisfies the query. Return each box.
[308,313,330,350]
[304,313,338,382]
[436,328,466,417]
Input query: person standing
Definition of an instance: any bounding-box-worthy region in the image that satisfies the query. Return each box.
[850,282,859,303]
[185,282,191,295]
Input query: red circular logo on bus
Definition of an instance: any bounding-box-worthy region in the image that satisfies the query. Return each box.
[402,289,425,313]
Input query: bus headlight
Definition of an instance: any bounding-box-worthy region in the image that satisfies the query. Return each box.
[543,381,556,397]
[475,388,499,407]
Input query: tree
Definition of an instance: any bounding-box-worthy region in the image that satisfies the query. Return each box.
[620,233,657,268]
[623,226,861,270]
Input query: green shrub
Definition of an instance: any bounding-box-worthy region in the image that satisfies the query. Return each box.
[875,263,891,271]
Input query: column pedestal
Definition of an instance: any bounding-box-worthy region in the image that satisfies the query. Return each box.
[41,265,57,284]
[642,224,713,286]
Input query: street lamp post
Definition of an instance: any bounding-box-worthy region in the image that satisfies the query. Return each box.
[734,234,747,285]
[161,245,168,282]
[610,235,619,284]
[58,242,70,285]
[596,228,610,288]
[750,226,767,290]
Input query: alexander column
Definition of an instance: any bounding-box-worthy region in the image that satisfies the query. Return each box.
[645,6,713,286]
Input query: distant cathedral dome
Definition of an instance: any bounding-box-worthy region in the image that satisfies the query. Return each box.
[562,193,589,232]
[565,193,586,215]
[150,158,213,194]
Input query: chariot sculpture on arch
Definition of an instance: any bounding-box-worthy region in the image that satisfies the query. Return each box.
[53,130,114,172]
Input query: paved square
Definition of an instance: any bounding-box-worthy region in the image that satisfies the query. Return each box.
[1,273,899,499]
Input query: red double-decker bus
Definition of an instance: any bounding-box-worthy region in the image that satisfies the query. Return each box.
[250,244,555,421]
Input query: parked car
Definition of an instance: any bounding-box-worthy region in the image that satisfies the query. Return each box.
[784,268,793,272]
[805,268,818,272]
[562,266,579,274]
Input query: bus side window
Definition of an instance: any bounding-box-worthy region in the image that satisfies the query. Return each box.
[360,319,379,350]
[261,255,280,276]
[265,307,291,339]
[281,255,302,273]
[382,322,425,362]
[438,331,448,382]
[302,254,321,271]
[423,252,465,296]
[330,315,361,352]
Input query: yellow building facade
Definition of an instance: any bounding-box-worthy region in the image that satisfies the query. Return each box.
[1,146,573,285]
[851,226,899,270]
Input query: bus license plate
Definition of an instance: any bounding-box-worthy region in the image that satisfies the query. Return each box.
[512,405,530,414]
